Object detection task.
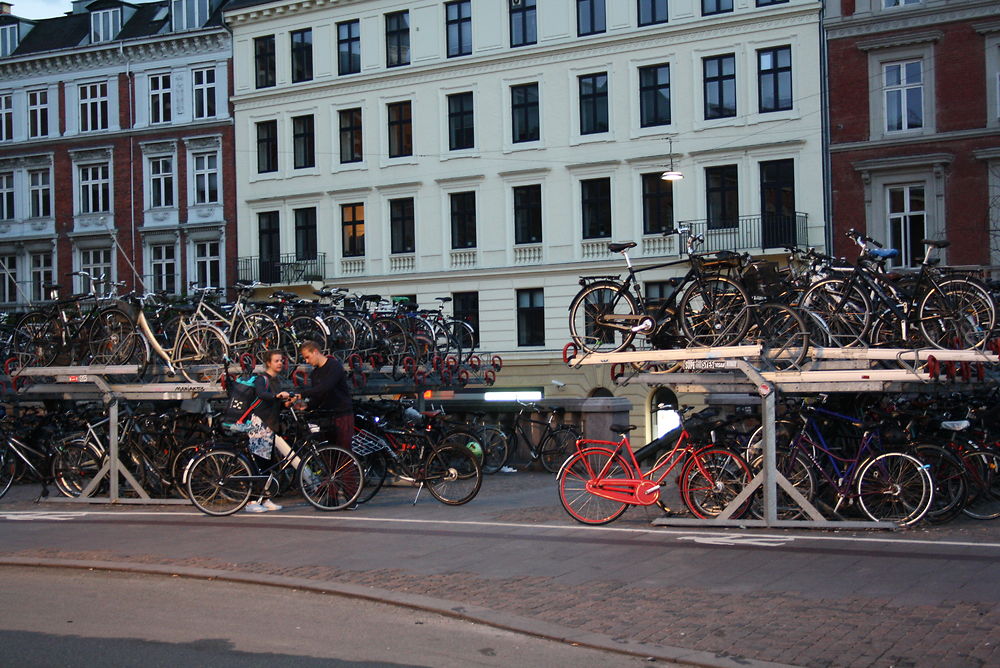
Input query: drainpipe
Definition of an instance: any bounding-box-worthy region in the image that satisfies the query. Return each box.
[819,1,833,254]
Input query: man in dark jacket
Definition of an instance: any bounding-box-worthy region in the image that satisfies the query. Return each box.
[292,340,353,452]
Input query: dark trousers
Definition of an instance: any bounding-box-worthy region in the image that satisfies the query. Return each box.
[322,413,354,452]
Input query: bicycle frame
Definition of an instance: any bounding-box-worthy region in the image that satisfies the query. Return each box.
[512,408,569,459]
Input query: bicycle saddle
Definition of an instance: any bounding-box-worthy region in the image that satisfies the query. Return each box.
[921,239,950,248]
[609,424,637,434]
[940,420,970,431]
[869,248,898,259]
[607,242,637,253]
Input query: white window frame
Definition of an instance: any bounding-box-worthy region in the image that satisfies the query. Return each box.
[148,156,175,209]
[91,8,122,44]
[149,242,178,295]
[149,73,172,125]
[29,169,51,219]
[192,67,217,120]
[172,0,209,31]
[192,150,219,205]
[30,250,53,302]
[0,94,11,141]
[28,89,49,139]
[0,24,17,57]
[985,37,1000,128]
[78,246,113,292]
[885,183,927,268]
[78,163,111,214]
[866,42,935,140]
[79,82,109,132]
[0,254,18,304]
[193,239,222,289]
[0,172,13,220]
[883,59,923,134]
[883,0,921,8]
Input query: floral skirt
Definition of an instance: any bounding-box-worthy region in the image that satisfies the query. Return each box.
[246,415,274,459]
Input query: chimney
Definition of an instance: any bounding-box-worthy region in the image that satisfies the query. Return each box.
[0,3,12,15]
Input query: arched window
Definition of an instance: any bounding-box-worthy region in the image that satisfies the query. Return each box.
[650,388,679,438]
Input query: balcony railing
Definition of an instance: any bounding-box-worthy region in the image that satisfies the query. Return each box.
[237,253,328,284]
[678,213,808,254]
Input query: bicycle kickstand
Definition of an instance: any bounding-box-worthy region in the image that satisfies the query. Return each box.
[412,482,424,505]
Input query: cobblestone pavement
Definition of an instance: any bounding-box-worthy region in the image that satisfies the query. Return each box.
[2,473,999,667]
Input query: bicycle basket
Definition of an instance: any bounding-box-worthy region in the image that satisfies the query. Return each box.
[351,428,391,456]
[690,252,741,272]
[742,260,784,299]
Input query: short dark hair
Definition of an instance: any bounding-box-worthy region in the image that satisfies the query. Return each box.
[263,349,283,364]
[300,340,322,355]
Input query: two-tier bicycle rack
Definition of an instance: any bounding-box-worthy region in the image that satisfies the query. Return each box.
[567,344,1000,529]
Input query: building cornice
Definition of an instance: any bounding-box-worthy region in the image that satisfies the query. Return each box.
[690,139,805,157]
[855,29,942,51]
[831,127,1000,152]
[826,2,1000,41]
[852,152,953,173]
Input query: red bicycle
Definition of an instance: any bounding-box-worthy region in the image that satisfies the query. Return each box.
[557,416,753,525]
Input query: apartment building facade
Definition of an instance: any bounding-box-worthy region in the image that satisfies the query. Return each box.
[225,0,826,432]
[0,0,236,304]
[825,0,1000,267]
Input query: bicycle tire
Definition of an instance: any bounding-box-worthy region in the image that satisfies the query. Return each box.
[961,450,1000,520]
[678,276,751,347]
[478,425,510,474]
[284,315,330,361]
[51,438,105,498]
[0,441,15,499]
[356,451,388,504]
[568,281,639,355]
[680,447,752,519]
[750,303,810,370]
[230,312,281,363]
[748,449,816,520]
[423,444,482,505]
[15,311,63,367]
[438,429,485,467]
[169,443,207,499]
[912,443,968,524]
[322,314,357,362]
[300,445,364,511]
[557,447,631,525]
[918,278,997,350]
[855,451,932,526]
[175,324,229,382]
[799,277,871,347]
[186,449,254,516]
[539,427,580,473]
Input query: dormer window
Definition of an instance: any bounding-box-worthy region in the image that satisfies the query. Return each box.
[91,8,121,43]
[0,24,17,57]
[171,0,209,32]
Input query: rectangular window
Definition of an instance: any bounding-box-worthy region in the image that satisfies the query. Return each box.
[704,54,736,119]
[389,197,415,254]
[79,82,109,132]
[339,108,363,163]
[450,191,477,249]
[291,28,313,83]
[510,0,537,48]
[581,177,611,239]
[642,173,674,235]
[884,0,921,6]
[256,119,278,173]
[258,211,280,283]
[706,165,738,230]
[758,46,792,113]
[91,8,121,43]
[446,0,472,58]
[195,240,221,288]
[338,20,361,76]
[577,0,606,36]
[639,64,671,127]
[342,203,365,258]
[513,184,542,244]
[452,291,480,347]
[644,281,677,309]
[149,73,172,124]
[756,0,788,5]
[29,169,51,218]
[292,115,315,169]
[385,10,410,68]
[294,207,317,261]
[702,0,733,15]
[884,60,923,132]
[193,152,219,204]
[887,185,925,267]
[387,101,413,158]
[0,255,17,304]
[760,159,797,249]
[30,252,52,303]
[80,248,112,291]
[0,24,17,57]
[638,0,669,25]
[0,173,13,220]
[511,83,540,143]
[516,288,545,346]
[149,157,174,208]
[447,92,475,151]
[579,73,609,135]
[150,244,177,294]
[172,0,209,31]
[254,35,276,89]
[79,163,111,213]
[28,89,49,138]
[192,68,216,119]
[0,95,9,141]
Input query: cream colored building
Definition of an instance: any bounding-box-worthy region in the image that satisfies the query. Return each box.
[225,0,826,440]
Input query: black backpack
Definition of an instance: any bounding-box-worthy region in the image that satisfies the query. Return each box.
[222,373,267,430]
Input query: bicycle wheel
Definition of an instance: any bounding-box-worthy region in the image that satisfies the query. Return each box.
[186,449,254,516]
[14,312,63,367]
[478,426,510,475]
[680,447,752,519]
[855,452,932,526]
[539,427,580,474]
[175,324,229,382]
[322,314,356,362]
[423,444,482,505]
[748,449,816,520]
[918,279,996,350]
[371,317,413,365]
[355,451,388,504]
[912,444,967,524]
[568,281,639,355]
[557,448,631,525]
[750,303,810,370]
[961,450,1000,520]
[284,316,330,361]
[438,430,485,467]
[170,443,210,500]
[88,308,140,366]
[230,312,281,363]
[450,319,476,364]
[51,438,105,498]
[678,276,751,347]
[799,277,871,347]
[300,445,364,511]
[0,441,15,499]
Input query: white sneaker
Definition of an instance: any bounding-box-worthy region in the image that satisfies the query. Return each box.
[244,502,267,513]
[262,499,283,512]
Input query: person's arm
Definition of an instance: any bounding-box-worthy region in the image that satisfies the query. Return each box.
[253,374,280,401]
[296,363,343,399]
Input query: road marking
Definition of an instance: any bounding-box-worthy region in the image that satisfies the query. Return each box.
[677,534,795,547]
[0,512,78,521]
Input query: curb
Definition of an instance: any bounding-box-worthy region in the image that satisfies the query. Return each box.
[0,556,795,668]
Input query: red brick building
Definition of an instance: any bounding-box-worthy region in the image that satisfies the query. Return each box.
[825,0,1000,267]
[0,0,235,306]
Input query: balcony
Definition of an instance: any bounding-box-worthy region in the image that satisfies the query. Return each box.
[237,253,328,285]
[679,213,809,254]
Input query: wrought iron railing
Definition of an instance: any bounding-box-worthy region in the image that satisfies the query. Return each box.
[237,253,328,284]
[678,213,808,253]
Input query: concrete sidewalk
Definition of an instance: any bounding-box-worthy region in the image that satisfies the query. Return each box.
[2,472,999,667]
